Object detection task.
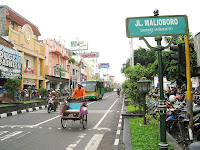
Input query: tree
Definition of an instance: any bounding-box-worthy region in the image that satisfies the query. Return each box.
[122,64,153,109]
[121,58,130,73]
[3,78,21,100]
[69,58,75,64]
[152,35,197,87]
[134,47,157,67]
[38,88,48,98]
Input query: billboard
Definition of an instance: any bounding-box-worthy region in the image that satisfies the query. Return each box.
[98,63,110,69]
[81,52,99,58]
[0,45,22,79]
[71,40,88,50]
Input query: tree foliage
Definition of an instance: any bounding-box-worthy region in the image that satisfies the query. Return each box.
[38,88,48,98]
[134,47,157,67]
[122,64,153,108]
[3,78,21,100]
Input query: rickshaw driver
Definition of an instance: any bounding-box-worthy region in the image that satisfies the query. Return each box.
[72,83,85,98]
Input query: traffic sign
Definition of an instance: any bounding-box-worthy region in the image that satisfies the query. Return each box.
[126,15,188,37]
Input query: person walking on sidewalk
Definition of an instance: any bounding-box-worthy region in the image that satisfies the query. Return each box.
[21,90,25,101]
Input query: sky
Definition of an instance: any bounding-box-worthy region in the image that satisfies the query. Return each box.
[1,0,200,84]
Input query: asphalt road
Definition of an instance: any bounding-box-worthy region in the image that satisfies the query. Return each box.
[0,92,123,150]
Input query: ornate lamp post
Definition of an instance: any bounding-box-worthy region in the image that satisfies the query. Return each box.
[137,77,151,125]
[54,64,62,94]
[67,64,71,94]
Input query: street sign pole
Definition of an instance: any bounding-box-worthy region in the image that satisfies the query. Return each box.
[156,36,168,149]
[126,11,189,150]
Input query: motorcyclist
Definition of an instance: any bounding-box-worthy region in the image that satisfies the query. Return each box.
[117,89,120,97]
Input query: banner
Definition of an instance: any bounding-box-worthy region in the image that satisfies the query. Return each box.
[98,63,110,69]
[81,52,99,58]
[71,40,88,50]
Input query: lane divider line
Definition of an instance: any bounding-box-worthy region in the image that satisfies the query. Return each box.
[93,98,119,129]
[84,134,104,150]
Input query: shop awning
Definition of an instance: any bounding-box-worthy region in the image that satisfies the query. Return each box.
[45,75,69,84]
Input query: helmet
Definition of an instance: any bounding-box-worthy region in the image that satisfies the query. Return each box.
[169,95,176,102]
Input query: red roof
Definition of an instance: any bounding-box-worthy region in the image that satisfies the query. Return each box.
[6,9,41,36]
[0,37,14,50]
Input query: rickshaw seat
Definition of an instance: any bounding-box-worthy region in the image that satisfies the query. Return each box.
[69,103,81,110]
[63,103,81,114]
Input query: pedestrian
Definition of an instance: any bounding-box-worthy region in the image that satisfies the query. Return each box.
[167,87,170,98]
[154,87,158,94]
[173,87,177,96]
[21,90,25,101]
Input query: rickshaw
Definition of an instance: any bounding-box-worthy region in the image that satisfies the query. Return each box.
[60,97,88,129]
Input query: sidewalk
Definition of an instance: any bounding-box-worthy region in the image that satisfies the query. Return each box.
[117,97,182,150]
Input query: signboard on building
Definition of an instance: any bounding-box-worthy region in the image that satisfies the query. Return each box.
[71,40,88,50]
[81,52,99,58]
[25,67,34,74]
[23,79,36,85]
[98,63,110,69]
[0,45,22,79]
[126,15,188,37]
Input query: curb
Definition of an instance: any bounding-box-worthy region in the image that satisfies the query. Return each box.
[114,96,125,150]
[0,105,47,119]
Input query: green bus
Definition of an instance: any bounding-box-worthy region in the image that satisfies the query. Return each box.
[81,80,104,100]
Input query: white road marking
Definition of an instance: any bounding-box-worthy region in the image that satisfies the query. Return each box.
[118,124,121,128]
[93,98,119,129]
[114,139,119,145]
[84,134,104,150]
[0,131,8,136]
[16,132,31,139]
[116,130,120,135]
[66,133,86,150]
[87,101,96,105]
[0,131,23,141]
[32,115,60,127]
[96,128,111,131]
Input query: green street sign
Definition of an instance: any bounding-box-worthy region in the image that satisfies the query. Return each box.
[126,15,189,37]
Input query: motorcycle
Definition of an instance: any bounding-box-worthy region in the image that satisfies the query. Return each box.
[47,97,58,113]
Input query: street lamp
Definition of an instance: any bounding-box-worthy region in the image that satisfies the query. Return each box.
[67,64,71,95]
[137,77,151,125]
[54,64,62,94]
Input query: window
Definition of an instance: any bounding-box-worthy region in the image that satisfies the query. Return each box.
[81,81,97,92]
[25,60,29,68]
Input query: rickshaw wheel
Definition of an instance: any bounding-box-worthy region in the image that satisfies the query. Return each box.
[81,115,87,129]
[61,118,67,128]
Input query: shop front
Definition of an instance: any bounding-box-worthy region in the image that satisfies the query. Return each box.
[0,42,22,86]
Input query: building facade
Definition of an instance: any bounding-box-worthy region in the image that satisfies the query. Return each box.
[44,39,70,91]
[0,5,45,89]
